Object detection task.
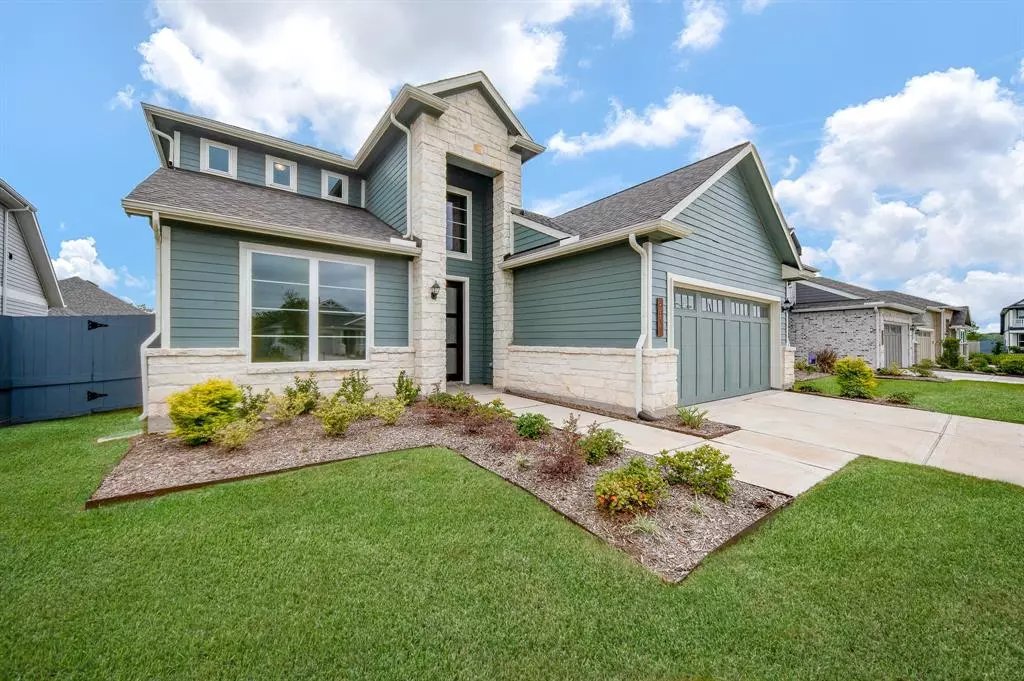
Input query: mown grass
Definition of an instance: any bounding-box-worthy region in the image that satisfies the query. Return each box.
[795,376,1024,424]
[2,411,1023,680]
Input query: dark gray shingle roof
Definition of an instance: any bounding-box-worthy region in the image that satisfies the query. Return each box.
[125,168,402,243]
[790,298,879,312]
[877,290,950,310]
[51,277,151,316]
[794,277,932,313]
[510,207,567,233]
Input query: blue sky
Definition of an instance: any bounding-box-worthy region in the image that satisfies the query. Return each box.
[1,0,1021,327]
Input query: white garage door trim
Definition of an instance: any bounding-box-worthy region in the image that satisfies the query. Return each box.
[665,272,783,390]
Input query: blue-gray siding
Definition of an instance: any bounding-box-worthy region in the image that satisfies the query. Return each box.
[446,166,493,384]
[513,243,641,348]
[168,221,409,349]
[652,167,784,347]
[176,132,362,206]
[513,222,558,254]
[365,137,407,233]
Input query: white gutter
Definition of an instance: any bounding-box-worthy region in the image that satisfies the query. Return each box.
[628,233,648,417]
[138,211,162,421]
[152,129,176,167]
[388,114,413,238]
[2,205,34,315]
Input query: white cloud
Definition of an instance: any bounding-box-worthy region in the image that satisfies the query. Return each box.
[547,90,753,159]
[120,267,149,289]
[51,238,118,288]
[742,0,773,13]
[774,67,1024,328]
[676,0,727,51]
[530,176,624,216]
[903,271,1024,330]
[782,154,799,178]
[568,89,585,103]
[136,0,630,153]
[109,85,136,110]
[799,245,831,268]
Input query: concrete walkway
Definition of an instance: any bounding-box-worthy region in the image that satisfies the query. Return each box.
[934,370,1024,385]
[460,385,1024,496]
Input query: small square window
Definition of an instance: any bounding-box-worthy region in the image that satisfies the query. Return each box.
[265,155,297,192]
[321,171,349,203]
[200,138,237,178]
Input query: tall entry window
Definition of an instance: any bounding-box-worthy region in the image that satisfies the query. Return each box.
[445,186,472,259]
[244,245,373,364]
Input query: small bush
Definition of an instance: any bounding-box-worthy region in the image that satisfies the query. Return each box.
[595,457,667,514]
[283,375,320,414]
[490,420,521,453]
[938,337,961,369]
[834,356,877,399]
[676,405,709,430]
[815,348,838,373]
[910,363,935,378]
[336,372,371,404]
[794,359,811,372]
[516,412,552,439]
[796,384,822,393]
[312,399,364,436]
[168,379,243,446]
[885,391,916,405]
[393,370,421,405]
[876,362,903,377]
[425,390,480,414]
[916,358,936,370]
[368,398,405,425]
[996,354,1024,375]
[579,423,627,464]
[539,414,584,479]
[482,399,516,421]
[211,418,262,450]
[656,445,735,501]
[266,393,303,425]
[236,385,271,421]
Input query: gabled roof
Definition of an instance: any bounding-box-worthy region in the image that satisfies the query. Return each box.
[793,277,928,314]
[123,168,420,256]
[877,290,951,310]
[0,178,65,310]
[51,277,150,316]
[949,307,971,327]
[1002,297,1024,311]
[418,71,539,147]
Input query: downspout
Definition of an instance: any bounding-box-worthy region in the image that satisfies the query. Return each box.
[389,113,413,238]
[138,211,162,422]
[628,234,648,417]
[152,129,176,167]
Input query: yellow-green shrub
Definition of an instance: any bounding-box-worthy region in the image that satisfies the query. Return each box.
[313,399,364,436]
[369,398,405,425]
[211,418,262,450]
[266,394,303,425]
[167,379,243,446]
[656,445,735,501]
[834,356,877,398]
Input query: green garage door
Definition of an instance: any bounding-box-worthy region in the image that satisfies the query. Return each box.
[675,288,772,405]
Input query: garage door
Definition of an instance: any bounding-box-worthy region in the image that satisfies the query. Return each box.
[674,288,772,405]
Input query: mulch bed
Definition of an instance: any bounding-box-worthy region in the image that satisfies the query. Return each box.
[89,405,788,582]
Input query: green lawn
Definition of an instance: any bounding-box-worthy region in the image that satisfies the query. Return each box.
[3,412,1023,680]
[794,376,1024,424]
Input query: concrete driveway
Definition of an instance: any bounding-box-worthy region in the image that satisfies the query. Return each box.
[934,370,1024,385]
[700,390,1024,490]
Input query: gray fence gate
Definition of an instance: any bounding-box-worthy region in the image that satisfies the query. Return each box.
[0,314,155,426]
[882,323,904,368]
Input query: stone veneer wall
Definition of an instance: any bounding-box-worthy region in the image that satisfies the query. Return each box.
[783,346,795,388]
[145,347,414,432]
[506,346,678,417]
[789,308,879,367]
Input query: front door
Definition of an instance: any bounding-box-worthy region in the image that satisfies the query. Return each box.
[446,280,464,382]
[883,324,903,367]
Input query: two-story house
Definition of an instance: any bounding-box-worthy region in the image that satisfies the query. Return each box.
[1001,298,1024,351]
[123,71,811,431]
[0,179,64,316]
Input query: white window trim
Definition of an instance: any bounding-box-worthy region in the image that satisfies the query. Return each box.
[321,170,350,204]
[265,155,298,192]
[446,275,471,384]
[238,241,374,369]
[200,138,238,179]
[445,185,473,261]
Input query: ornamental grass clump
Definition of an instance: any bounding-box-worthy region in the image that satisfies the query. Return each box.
[594,457,667,514]
[656,445,735,502]
[834,356,877,399]
[167,379,243,446]
[815,348,838,374]
[676,405,709,430]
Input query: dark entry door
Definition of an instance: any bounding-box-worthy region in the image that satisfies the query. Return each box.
[446,281,464,382]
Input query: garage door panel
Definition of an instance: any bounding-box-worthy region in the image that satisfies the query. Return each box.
[677,316,698,405]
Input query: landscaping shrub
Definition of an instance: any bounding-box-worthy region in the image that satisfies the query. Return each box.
[266,393,303,425]
[283,375,321,414]
[579,423,627,464]
[834,356,877,399]
[594,457,667,514]
[910,363,935,378]
[337,372,371,404]
[656,445,735,501]
[793,358,811,372]
[969,355,991,372]
[368,398,405,425]
[211,418,262,450]
[938,337,961,369]
[516,412,552,439]
[237,385,272,421]
[312,399,364,436]
[490,420,521,453]
[393,370,421,405]
[539,414,584,479]
[996,354,1024,375]
[168,379,243,446]
[876,362,903,377]
[796,384,822,393]
[916,358,936,370]
[676,405,709,430]
[815,348,838,373]
[425,390,479,414]
[482,399,516,421]
[885,391,916,406]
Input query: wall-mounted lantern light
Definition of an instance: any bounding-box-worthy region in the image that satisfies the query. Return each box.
[430,281,441,300]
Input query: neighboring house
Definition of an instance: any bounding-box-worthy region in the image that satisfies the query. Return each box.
[122,71,811,431]
[787,277,971,368]
[0,179,64,316]
[1001,298,1024,350]
[50,276,151,316]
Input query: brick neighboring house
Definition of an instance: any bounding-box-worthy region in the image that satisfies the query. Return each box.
[787,278,972,368]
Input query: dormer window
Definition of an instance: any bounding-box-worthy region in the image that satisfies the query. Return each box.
[200,138,237,178]
[321,171,349,203]
[266,155,298,192]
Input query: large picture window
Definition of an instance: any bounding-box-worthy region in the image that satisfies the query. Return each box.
[244,245,372,364]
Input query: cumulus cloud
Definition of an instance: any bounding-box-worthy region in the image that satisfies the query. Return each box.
[903,271,1024,331]
[109,85,136,110]
[547,90,753,159]
[136,0,631,153]
[782,154,799,178]
[676,0,727,51]
[51,238,119,288]
[774,68,1024,326]
[743,0,773,12]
